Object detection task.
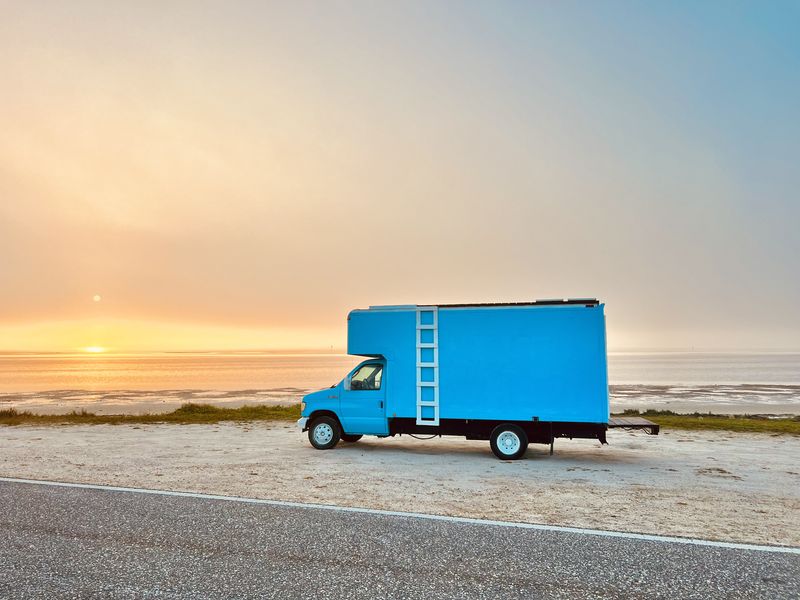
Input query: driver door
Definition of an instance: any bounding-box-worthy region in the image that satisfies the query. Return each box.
[339,362,388,435]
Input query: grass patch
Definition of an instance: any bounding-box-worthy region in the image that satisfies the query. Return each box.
[616,409,800,435]
[0,403,301,426]
[2,403,797,435]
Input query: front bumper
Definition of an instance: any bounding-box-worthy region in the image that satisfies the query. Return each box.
[297,417,309,431]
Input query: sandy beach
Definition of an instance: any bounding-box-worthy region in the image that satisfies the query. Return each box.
[2,423,798,547]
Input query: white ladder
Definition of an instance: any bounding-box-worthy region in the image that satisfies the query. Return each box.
[415,306,439,426]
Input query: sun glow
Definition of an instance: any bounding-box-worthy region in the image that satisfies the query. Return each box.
[0,318,342,353]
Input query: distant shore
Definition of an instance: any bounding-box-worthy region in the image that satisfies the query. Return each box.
[1,403,799,435]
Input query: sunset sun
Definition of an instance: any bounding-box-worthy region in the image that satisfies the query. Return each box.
[84,346,106,353]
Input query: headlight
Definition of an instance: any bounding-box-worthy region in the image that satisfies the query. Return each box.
[300,401,306,412]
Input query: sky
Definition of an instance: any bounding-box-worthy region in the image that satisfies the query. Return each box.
[1,1,799,353]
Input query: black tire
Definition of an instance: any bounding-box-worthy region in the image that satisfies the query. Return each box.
[308,416,341,450]
[341,434,363,443]
[490,424,528,460]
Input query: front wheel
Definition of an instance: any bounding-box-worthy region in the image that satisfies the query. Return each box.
[490,424,528,460]
[341,434,363,443]
[308,416,341,450]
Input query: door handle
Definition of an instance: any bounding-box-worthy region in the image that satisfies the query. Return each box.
[380,401,384,409]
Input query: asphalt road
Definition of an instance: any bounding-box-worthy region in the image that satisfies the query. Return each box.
[0,480,798,599]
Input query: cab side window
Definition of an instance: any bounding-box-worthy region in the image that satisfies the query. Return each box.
[350,364,383,391]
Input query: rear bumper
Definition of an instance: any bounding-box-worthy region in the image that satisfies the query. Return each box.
[607,416,659,435]
[296,417,309,432]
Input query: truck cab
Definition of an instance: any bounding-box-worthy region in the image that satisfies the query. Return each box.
[298,359,388,445]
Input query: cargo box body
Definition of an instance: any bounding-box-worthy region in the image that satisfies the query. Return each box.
[347,302,609,426]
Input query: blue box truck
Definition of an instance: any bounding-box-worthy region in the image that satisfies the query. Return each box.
[298,300,658,459]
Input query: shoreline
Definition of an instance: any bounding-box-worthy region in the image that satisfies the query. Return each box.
[2,382,800,417]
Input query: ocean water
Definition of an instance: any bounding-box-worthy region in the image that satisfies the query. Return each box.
[1,352,798,415]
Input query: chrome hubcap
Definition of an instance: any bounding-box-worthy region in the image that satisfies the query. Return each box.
[497,431,521,455]
[313,423,334,445]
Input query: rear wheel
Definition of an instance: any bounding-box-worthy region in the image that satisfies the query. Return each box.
[341,434,363,443]
[308,416,341,450]
[490,424,528,460]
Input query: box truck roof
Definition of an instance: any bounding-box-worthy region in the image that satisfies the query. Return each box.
[365,298,599,311]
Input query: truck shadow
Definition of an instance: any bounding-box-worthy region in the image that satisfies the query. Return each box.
[335,439,648,466]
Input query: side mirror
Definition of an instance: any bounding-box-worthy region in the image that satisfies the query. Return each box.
[344,377,351,391]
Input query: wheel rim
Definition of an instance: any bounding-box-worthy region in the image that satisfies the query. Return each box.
[313,423,334,445]
[497,431,521,456]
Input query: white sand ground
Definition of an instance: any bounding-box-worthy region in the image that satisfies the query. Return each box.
[1,423,798,547]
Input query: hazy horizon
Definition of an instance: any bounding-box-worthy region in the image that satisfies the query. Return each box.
[3,346,800,356]
[2,2,799,354]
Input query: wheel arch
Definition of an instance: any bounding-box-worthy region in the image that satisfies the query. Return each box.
[307,409,342,428]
